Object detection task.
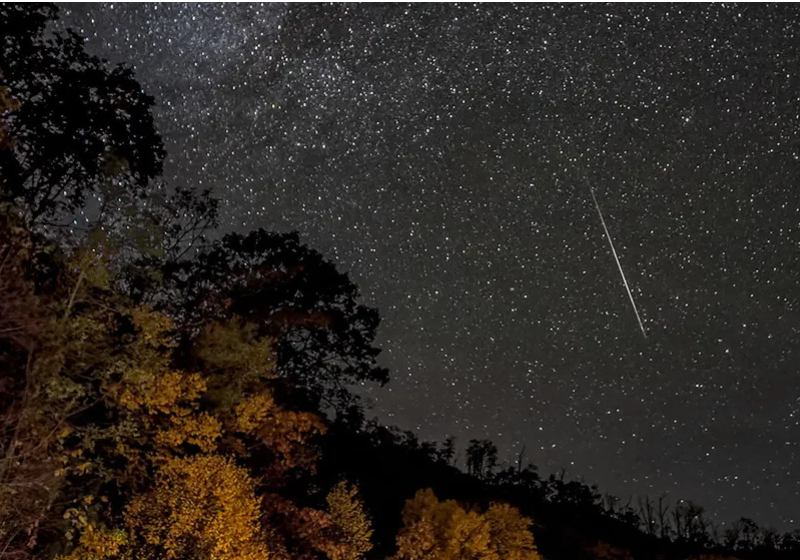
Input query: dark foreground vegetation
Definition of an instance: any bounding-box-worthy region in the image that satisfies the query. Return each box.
[0,4,796,560]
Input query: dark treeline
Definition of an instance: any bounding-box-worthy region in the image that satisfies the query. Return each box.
[0,4,793,560]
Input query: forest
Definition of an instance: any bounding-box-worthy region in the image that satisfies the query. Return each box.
[0,4,796,560]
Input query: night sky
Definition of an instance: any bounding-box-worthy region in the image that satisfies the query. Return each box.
[59,4,800,529]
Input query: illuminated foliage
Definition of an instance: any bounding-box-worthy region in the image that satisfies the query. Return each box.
[393,489,540,560]
[58,457,269,560]
[256,481,372,560]
[51,301,329,559]
[324,482,373,560]
[482,503,539,560]
[57,524,127,560]
[124,455,269,560]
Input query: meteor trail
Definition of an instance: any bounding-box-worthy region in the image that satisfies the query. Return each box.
[590,188,647,338]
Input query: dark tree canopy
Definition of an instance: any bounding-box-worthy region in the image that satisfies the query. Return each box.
[0,3,164,229]
[159,228,389,412]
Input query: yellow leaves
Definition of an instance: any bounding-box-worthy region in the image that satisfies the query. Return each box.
[102,303,323,478]
[58,524,127,560]
[324,482,373,560]
[483,503,538,560]
[124,455,270,560]
[102,310,228,461]
[393,489,540,560]
[11,277,338,560]
[154,412,222,453]
[116,369,205,416]
[113,365,224,456]
[234,392,276,433]
[63,457,271,560]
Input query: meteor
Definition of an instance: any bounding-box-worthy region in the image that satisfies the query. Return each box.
[590,187,647,338]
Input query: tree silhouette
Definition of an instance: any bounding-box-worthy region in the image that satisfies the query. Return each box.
[0,3,163,231]
[436,436,457,466]
[158,229,389,413]
[466,439,498,479]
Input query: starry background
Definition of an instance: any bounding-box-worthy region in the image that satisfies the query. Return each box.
[59,3,800,528]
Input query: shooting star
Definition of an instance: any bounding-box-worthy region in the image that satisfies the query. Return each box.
[590,187,647,338]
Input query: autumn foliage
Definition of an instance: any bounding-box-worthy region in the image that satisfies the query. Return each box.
[393,489,540,560]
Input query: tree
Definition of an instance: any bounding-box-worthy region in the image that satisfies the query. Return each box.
[60,455,269,560]
[0,208,330,558]
[0,247,57,559]
[544,471,601,515]
[436,437,457,466]
[0,209,102,560]
[465,439,498,479]
[780,530,800,554]
[671,501,712,547]
[392,488,540,560]
[637,496,657,537]
[43,296,328,560]
[1,4,220,280]
[0,4,163,230]
[723,517,763,553]
[324,481,373,560]
[158,229,389,413]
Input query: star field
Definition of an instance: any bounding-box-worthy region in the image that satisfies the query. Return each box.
[60,3,800,528]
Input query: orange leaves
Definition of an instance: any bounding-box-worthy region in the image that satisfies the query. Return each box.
[233,392,326,474]
[260,482,373,560]
[393,489,541,560]
[262,493,332,559]
[255,407,326,472]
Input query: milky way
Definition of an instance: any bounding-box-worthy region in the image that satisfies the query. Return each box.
[60,3,800,528]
